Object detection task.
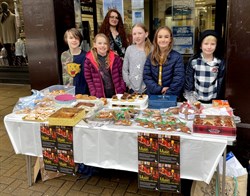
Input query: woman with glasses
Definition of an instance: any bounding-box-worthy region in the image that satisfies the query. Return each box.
[99,9,128,58]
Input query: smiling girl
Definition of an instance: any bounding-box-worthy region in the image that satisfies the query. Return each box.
[122,23,152,94]
[143,26,185,97]
[84,33,126,98]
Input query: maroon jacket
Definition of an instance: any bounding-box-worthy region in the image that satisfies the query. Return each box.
[84,50,126,98]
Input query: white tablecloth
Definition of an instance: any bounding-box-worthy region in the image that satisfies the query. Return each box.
[4,113,235,184]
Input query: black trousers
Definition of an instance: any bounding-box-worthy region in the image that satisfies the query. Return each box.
[3,43,15,66]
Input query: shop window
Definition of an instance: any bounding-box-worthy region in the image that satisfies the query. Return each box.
[0,0,28,67]
[153,0,216,56]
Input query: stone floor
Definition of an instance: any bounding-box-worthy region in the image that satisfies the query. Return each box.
[0,84,185,196]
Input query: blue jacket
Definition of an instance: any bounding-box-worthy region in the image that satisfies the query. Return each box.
[143,50,185,96]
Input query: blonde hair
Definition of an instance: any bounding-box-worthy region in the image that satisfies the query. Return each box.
[132,23,152,56]
[202,35,217,43]
[91,33,110,67]
[151,26,173,66]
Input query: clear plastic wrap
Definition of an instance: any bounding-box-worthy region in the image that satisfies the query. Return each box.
[13,90,45,113]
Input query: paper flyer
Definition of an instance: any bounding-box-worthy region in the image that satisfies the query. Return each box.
[138,133,181,193]
[138,132,158,162]
[40,124,75,175]
[138,161,159,190]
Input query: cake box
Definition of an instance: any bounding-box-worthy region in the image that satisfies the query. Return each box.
[193,115,236,136]
[48,108,85,126]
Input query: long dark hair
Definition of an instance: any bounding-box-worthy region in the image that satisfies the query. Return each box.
[98,9,128,48]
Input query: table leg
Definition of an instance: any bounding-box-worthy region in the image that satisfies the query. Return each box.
[25,155,32,186]
[216,164,220,196]
[222,147,227,196]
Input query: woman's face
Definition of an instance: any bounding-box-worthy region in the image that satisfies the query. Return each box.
[66,32,80,49]
[94,36,108,56]
[109,11,119,27]
[157,29,172,50]
[132,26,148,46]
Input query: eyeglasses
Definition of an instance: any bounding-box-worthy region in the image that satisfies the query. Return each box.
[109,16,119,20]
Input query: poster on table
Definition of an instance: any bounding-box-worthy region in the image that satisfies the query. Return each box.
[138,133,181,193]
[56,126,75,175]
[172,0,194,20]
[138,161,159,190]
[103,0,124,21]
[158,135,181,192]
[40,124,75,175]
[40,125,58,172]
[138,132,158,162]
[172,26,194,55]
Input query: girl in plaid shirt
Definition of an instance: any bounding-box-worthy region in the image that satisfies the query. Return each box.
[185,30,225,103]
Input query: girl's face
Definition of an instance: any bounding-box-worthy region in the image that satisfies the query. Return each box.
[94,36,108,56]
[109,11,119,27]
[132,26,148,46]
[66,32,80,49]
[157,29,172,50]
[201,36,217,56]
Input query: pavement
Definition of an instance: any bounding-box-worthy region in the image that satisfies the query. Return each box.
[0,84,183,196]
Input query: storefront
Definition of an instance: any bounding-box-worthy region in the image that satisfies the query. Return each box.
[1,0,250,190]
[78,0,219,56]
[0,0,221,81]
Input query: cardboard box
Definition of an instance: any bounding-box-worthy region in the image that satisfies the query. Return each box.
[48,108,85,126]
[148,95,177,109]
[193,115,236,136]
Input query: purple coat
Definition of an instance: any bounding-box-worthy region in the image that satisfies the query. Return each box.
[84,50,126,98]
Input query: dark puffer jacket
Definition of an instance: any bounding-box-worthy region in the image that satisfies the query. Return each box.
[84,50,126,98]
[143,50,185,96]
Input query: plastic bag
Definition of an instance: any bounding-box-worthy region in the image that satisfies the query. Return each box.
[13,89,44,112]
[218,152,248,177]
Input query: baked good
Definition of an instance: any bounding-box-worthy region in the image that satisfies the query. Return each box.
[89,96,97,100]
[75,94,83,99]
[120,95,127,102]
[100,98,108,105]
[112,95,118,101]
[138,95,144,100]
[127,95,134,102]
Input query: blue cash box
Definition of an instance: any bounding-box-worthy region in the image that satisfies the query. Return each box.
[148,95,177,109]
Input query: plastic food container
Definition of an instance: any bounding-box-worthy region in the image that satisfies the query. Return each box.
[41,85,75,96]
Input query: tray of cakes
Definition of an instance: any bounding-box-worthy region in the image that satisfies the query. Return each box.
[86,108,140,127]
[48,108,85,126]
[109,93,148,110]
[74,94,106,118]
[193,115,236,136]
